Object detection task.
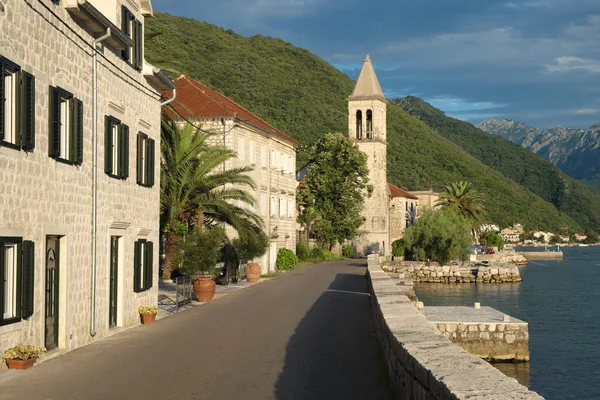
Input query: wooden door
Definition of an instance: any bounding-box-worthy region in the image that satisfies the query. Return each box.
[109,236,119,328]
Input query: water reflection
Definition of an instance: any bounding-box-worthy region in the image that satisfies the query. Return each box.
[493,361,530,387]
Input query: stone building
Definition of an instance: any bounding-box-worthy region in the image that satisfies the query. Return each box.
[168,75,299,273]
[348,56,440,255]
[0,0,174,358]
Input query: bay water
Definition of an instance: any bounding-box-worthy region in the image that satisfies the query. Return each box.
[413,246,600,400]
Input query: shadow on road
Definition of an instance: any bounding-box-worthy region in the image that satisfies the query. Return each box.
[274,271,391,400]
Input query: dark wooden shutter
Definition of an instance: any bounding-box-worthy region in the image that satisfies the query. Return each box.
[147,139,155,187]
[136,132,143,184]
[105,116,113,174]
[120,124,129,179]
[0,63,5,142]
[133,240,142,292]
[21,72,35,151]
[121,7,131,61]
[22,240,35,320]
[135,20,143,70]
[73,99,83,165]
[144,241,153,290]
[49,87,61,158]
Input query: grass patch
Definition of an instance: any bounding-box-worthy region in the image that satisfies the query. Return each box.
[260,273,278,279]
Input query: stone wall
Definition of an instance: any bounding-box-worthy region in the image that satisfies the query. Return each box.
[434,320,530,362]
[367,259,543,399]
[383,262,522,283]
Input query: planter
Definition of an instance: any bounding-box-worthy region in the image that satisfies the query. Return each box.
[193,277,216,302]
[6,358,36,370]
[141,313,157,324]
[247,263,261,283]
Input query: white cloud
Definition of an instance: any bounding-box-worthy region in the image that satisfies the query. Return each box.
[544,57,600,73]
[573,109,600,115]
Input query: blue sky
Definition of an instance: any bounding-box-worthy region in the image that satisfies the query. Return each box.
[153,0,600,129]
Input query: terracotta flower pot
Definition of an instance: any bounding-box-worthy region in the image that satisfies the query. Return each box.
[6,358,36,370]
[193,277,216,302]
[247,262,261,283]
[141,313,156,324]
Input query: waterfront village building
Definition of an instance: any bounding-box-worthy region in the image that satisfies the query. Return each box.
[347,56,438,256]
[480,222,500,233]
[533,231,554,243]
[0,0,174,358]
[168,75,299,274]
[500,228,521,243]
[574,232,588,242]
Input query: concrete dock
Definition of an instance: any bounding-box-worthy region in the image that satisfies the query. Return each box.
[425,305,530,362]
[518,251,563,260]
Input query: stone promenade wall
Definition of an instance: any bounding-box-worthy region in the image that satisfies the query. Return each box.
[383,262,522,283]
[367,259,543,399]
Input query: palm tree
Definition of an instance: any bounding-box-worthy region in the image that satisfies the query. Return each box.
[436,181,485,237]
[160,118,263,278]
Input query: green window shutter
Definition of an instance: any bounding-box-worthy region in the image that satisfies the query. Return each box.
[121,7,131,61]
[135,20,143,70]
[21,71,35,151]
[144,241,153,290]
[0,63,5,142]
[120,124,129,179]
[105,116,113,174]
[136,132,143,184]
[48,87,61,158]
[74,99,83,165]
[133,240,142,293]
[147,138,155,187]
[21,240,35,320]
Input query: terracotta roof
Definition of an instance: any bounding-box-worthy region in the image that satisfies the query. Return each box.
[388,183,419,200]
[165,75,299,146]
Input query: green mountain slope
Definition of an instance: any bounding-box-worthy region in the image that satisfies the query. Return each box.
[145,13,588,232]
[396,96,600,231]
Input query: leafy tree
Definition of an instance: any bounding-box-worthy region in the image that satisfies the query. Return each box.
[392,239,406,257]
[297,133,371,250]
[436,181,485,234]
[160,118,263,278]
[296,206,320,242]
[404,208,473,265]
[584,230,599,244]
[483,231,504,251]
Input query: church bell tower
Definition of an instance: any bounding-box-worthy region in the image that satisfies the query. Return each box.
[348,55,389,256]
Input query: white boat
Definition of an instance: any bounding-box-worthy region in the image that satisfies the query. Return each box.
[579,244,589,247]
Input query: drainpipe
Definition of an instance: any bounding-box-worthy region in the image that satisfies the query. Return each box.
[90,28,112,338]
[161,88,176,107]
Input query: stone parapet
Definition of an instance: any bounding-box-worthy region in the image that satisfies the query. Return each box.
[368,259,543,399]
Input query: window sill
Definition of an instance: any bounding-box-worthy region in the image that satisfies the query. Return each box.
[107,173,127,180]
[53,157,79,166]
[0,141,21,151]
[0,319,22,335]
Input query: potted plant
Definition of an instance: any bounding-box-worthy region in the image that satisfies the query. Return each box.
[232,229,269,283]
[175,227,226,302]
[138,306,160,324]
[2,343,46,370]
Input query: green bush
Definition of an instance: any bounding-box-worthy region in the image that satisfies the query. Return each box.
[392,239,406,257]
[342,245,354,258]
[310,247,325,260]
[323,250,342,260]
[483,231,504,251]
[296,241,310,260]
[276,248,298,270]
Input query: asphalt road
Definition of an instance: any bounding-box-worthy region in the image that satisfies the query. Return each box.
[0,259,392,400]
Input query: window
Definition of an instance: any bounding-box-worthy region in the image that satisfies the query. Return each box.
[366,109,373,139]
[270,150,276,169]
[133,239,153,293]
[356,110,363,139]
[283,154,289,174]
[0,57,35,151]
[279,198,286,218]
[260,192,266,216]
[238,137,244,160]
[105,116,129,179]
[249,141,255,165]
[136,132,155,187]
[287,199,294,218]
[260,146,266,168]
[270,196,277,217]
[49,86,83,164]
[288,155,293,175]
[121,7,143,70]
[0,237,34,326]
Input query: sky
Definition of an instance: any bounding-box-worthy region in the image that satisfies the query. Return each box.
[153,0,600,129]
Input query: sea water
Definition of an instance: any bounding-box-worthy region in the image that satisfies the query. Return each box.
[413,246,600,400]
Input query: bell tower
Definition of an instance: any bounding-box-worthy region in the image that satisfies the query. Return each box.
[348,55,389,256]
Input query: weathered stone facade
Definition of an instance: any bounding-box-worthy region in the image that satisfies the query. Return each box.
[383,261,523,283]
[169,76,298,274]
[0,0,169,359]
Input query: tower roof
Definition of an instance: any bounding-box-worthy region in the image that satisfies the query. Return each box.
[349,55,386,101]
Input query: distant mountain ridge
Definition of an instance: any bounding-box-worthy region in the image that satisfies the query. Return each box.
[478,118,600,191]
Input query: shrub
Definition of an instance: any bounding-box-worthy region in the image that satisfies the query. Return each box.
[310,246,325,260]
[276,248,298,270]
[2,344,46,361]
[323,250,342,260]
[138,306,160,315]
[392,239,406,257]
[483,231,504,251]
[296,241,310,260]
[174,227,226,278]
[342,245,354,258]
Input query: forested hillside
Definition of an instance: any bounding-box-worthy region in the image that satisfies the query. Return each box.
[396,97,600,232]
[145,13,597,232]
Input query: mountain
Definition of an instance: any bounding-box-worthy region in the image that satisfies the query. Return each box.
[396,97,600,232]
[478,118,600,191]
[145,13,598,232]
